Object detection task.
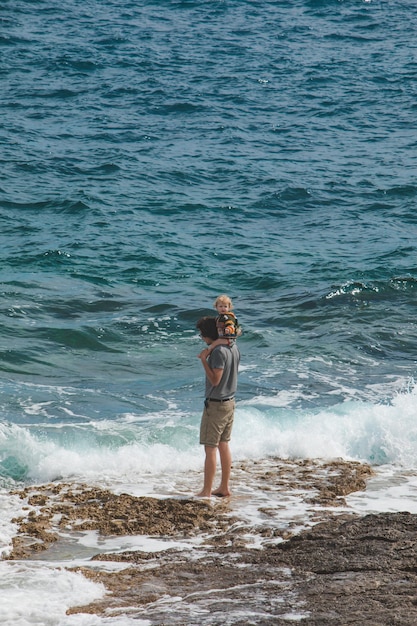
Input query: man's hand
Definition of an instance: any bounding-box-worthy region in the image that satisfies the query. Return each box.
[198,348,210,360]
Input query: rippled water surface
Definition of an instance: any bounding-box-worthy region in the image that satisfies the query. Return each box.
[1,0,417,448]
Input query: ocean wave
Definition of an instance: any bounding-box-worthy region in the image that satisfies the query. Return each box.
[1,386,417,485]
[325,277,417,302]
[1,198,92,214]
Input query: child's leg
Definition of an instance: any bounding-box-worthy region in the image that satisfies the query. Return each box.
[207,338,230,353]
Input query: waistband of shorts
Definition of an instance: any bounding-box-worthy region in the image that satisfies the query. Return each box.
[205,397,234,403]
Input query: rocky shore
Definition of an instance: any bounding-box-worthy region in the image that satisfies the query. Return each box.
[7,458,417,624]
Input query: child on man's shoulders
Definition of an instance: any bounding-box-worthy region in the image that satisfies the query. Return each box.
[206,294,241,354]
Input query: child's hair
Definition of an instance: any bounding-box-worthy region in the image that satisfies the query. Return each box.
[214,294,233,310]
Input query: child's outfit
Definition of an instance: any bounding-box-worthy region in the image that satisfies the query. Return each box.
[216,312,240,343]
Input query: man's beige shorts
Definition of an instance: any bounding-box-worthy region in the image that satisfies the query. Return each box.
[200,399,235,447]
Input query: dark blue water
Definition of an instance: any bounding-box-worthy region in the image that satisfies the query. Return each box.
[1,0,417,482]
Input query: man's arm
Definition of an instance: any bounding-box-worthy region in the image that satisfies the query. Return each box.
[198,348,224,387]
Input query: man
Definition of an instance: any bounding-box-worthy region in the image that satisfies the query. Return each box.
[196,316,240,498]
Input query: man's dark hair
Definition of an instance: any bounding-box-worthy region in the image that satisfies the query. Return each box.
[196,316,218,341]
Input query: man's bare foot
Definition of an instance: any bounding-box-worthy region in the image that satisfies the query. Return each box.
[211,489,231,498]
[196,490,211,498]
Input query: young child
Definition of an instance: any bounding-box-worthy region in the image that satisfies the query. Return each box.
[207,294,241,353]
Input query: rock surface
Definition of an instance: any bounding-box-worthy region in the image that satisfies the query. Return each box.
[8,459,417,624]
[274,511,417,625]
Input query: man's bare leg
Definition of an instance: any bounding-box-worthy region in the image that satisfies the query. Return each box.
[196,445,217,497]
[212,441,232,497]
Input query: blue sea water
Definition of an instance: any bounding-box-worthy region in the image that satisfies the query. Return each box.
[1,0,417,621]
[1,0,417,468]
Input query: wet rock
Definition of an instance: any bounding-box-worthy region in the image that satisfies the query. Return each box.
[67,514,417,624]
[10,458,413,624]
[271,512,417,625]
[8,484,232,559]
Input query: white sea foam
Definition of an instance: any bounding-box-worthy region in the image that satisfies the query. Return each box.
[0,490,24,558]
[347,465,417,516]
[0,562,105,626]
[1,387,417,490]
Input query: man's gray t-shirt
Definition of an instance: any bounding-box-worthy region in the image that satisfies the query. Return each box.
[205,344,240,400]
